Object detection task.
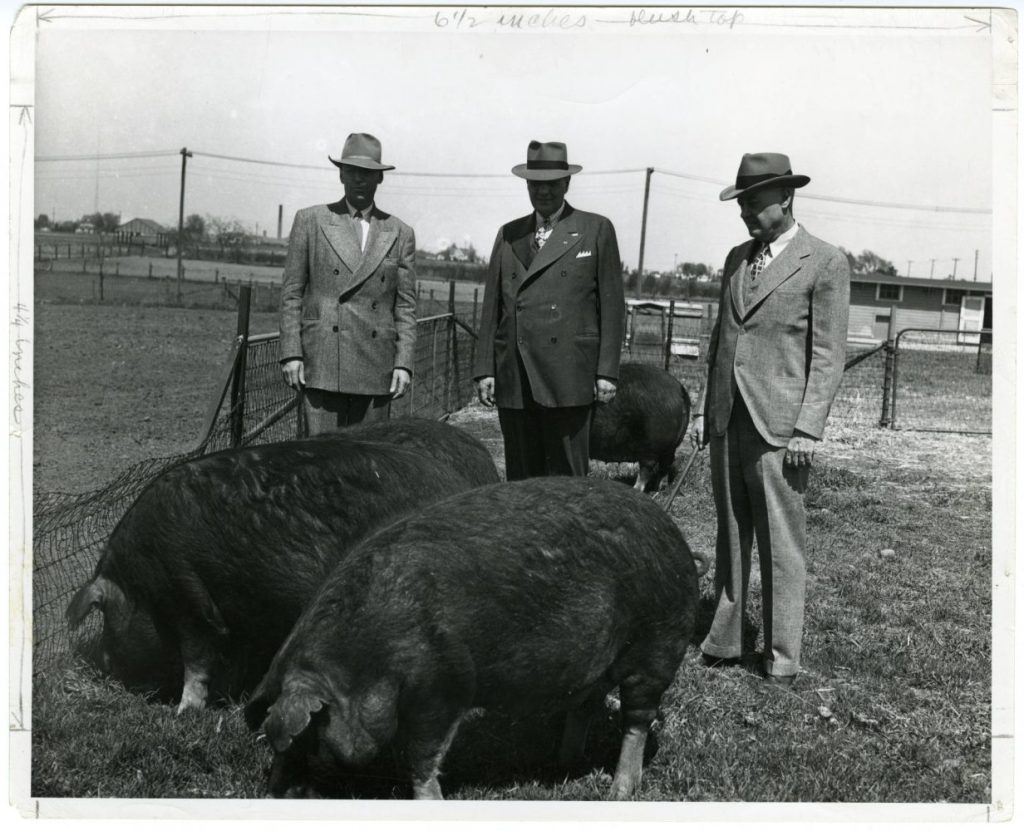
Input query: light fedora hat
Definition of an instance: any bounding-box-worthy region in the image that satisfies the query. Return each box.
[719,152,810,201]
[328,132,395,171]
[512,140,582,180]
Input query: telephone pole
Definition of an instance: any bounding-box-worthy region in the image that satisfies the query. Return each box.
[906,260,912,277]
[952,257,960,279]
[176,147,193,302]
[636,167,654,299]
[930,259,935,278]
[973,249,979,281]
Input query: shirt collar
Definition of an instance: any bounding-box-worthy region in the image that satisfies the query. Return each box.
[535,201,566,228]
[346,200,374,219]
[766,221,800,256]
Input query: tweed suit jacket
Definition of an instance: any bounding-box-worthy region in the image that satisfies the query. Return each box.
[702,226,850,446]
[472,203,626,408]
[279,201,417,396]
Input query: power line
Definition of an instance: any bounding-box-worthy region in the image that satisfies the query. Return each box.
[653,165,990,215]
[35,150,181,162]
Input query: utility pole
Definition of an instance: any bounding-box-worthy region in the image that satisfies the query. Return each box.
[176,147,193,303]
[952,257,960,279]
[906,260,912,277]
[278,204,284,239]
[636,167,654,299]
[973,249,979,281]
[930,259,935,278]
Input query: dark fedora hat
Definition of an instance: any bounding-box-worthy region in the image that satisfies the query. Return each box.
[511,140,582,180]
[328,132,395,171]
[719,152,810,201]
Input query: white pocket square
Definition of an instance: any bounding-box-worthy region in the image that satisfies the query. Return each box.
[576,250,592,259]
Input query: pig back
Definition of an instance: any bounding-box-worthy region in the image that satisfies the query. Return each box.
[91,433,496,691]
[271,477,698,712]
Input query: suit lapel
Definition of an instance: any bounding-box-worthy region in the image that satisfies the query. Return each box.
[744,227,811,316]
[521,203,584,286]
[319,201,363,276]
[730,241,756,319]
[510,215,535,270]
[351,210,396,286]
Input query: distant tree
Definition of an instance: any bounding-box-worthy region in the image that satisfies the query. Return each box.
[184,214,206,240]
[35,214,50,230]
[204,214,248,242]
[679,261,708,278]
[79,212,120,233]
[852,249,897,276]
[55,220,78,233]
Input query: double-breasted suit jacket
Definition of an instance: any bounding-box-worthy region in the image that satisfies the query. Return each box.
[280,201,417,396]
[473,203,625,408]
[703,226,850,446]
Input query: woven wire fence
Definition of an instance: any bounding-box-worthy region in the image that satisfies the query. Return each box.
[891,329,992,434]
[33,310,479,675]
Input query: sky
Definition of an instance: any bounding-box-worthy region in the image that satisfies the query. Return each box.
[27,5,1002,280]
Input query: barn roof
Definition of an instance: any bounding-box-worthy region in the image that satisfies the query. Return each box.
[117,218,167,233]
[852,271,992,292]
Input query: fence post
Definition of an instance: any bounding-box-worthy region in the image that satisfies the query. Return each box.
[472,287,479,331]
[664,299,676,371]
[879,307,898,428]
[98,262,104,301]
[431,318,439,414]
[229,286,253,447]
[628,304,638,354]
[446,281,457,413]
[148,262,153,279]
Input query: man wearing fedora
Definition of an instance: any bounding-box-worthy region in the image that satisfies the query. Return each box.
[473,140,625,479]
[280,132,417,433]
[691,152,850,687]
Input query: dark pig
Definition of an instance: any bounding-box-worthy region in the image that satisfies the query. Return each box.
[589,363,691,492]
[66,421,500,712]
[323,417,498,489]
[245,477,708,800]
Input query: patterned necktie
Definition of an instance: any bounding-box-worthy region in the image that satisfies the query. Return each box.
[534,219,552,251]
[749,242,769,279]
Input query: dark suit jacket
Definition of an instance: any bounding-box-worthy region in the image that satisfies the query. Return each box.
[279,201,417,395]
[472,203,625,408]
[702,226,850,446]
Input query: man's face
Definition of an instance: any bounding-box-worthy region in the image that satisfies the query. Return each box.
[527,177,570,219]
[340,165,384,211]
[737,186,792,242]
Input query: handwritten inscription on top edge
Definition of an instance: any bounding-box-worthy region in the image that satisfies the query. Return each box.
[432,8,745,31]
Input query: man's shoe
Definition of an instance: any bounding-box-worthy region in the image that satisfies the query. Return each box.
[701,653,740,669]
[764,674,796,688]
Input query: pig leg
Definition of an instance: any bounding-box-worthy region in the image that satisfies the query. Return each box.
[268,746,318,798]
[607,675,663,800]
[558,685,609,768]
[634,461,657,492]
[176,629,220,713]
[407,712,468,800]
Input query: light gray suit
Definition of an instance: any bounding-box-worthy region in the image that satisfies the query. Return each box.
[700,225,850,676]
[280,201,416,429]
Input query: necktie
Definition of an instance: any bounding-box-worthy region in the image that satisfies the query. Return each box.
[534,219,552,251]
[749,242,769,279]
[353,211,366,251]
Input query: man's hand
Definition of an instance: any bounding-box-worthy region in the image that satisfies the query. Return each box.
[390,368,412,400]
[476,376,495,408]
[282,359,305,390]
[689,415,708,450]
[784,431,817,467]
[595,378,617,405]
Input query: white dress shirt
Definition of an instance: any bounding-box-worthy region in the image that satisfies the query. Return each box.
[761,221,800,269]
[346,199,373,252]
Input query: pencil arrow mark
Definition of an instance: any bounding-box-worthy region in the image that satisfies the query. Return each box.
[964,14,991,32]
[37,8,56,25]
[15,105,32,125]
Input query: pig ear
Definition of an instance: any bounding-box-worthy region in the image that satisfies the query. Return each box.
[263,685,327,753]
[66,578,109,629]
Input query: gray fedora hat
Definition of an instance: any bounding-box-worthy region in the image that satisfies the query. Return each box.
[328,132,395,171]
[719,152,810,201]
[512,140,582,180]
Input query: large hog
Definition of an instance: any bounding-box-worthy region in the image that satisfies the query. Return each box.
[245,477,708,800]
[66,419,500,712]
[589,363,691,492]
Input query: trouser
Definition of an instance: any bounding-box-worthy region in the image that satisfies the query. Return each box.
[700,395,809,677]
[303,387,391,435]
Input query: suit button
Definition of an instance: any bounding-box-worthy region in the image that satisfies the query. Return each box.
[332,325,339,332]
[371,330,378,338]
[333,268,339,275]
[371,301,378,310]
[380,275,385,282]
[512,272,518,279]
[561,271,566,277]
[550,336,558,344]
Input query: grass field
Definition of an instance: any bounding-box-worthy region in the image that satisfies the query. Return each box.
[26,293,994,810]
